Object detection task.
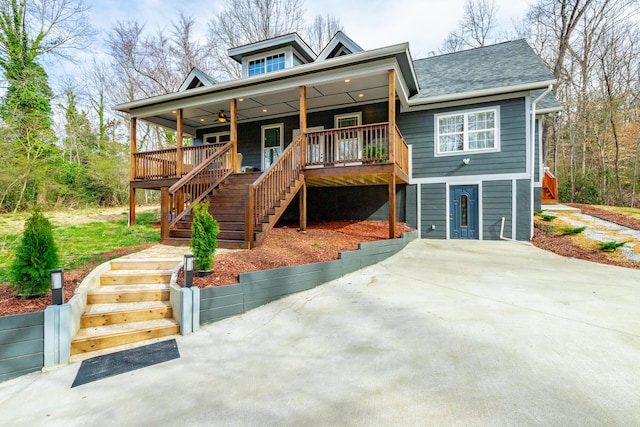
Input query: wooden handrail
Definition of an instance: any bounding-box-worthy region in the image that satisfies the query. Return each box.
[167,142,234,228]
[542,169,558,203]
[132,144,226,181]
[248,134,305,247]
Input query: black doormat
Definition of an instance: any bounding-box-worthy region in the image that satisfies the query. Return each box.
[72,339,180,388]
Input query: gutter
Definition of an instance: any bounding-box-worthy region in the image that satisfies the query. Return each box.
[530,84,553,239]
[114,43,417,113]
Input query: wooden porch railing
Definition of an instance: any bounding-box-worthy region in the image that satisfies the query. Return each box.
[247,134,305,247]
[305,122,409,175]
[132,144,225,180]
[542,169,559,204]
[160,142,234,237]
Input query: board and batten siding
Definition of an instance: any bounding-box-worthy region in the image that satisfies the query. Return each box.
[420,183,447,239]
[482,180,513,239]
[0,312,44,382]
[398,98,527,179]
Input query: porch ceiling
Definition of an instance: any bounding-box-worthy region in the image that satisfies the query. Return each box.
[143,72,391,135]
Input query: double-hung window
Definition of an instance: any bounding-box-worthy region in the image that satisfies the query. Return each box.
[435,107,499,156]
[248,53,286,76]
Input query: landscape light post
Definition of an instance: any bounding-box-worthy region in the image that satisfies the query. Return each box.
[50,269,64,305]
[184,254,194,288]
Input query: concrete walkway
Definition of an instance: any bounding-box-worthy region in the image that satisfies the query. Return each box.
[1,240,640,425]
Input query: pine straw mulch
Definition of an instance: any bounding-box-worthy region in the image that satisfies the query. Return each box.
[531,204,640,271]
[1,221,412,315]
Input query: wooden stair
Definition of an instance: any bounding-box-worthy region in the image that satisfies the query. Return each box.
[71,259,180,356]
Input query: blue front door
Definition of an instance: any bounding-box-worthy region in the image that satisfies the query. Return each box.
[450,185,479,239]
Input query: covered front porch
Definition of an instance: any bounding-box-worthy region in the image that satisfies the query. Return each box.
[125,66,412,248]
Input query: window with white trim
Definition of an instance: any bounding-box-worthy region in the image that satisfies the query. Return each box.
[435,107,499,156]
[248,53,285,76]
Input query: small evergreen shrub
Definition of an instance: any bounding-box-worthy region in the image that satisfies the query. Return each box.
[10,208,59,298]
[191,201,219,272]
[597,241,625,251]
[534,211,557,222]
[557,226,586,235]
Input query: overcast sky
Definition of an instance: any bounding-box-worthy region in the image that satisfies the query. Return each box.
[86,0,531,60]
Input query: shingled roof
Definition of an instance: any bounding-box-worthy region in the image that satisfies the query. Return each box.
[412,39,556,99]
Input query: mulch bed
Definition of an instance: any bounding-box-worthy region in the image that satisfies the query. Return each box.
[531,205,640,270]
[0,243,156,316]
[1,222,411,315]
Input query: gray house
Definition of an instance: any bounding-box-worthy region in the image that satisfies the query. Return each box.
[116,32,560,248]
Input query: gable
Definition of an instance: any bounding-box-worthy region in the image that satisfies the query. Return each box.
[316,31,363,61]
[179,68,216,92]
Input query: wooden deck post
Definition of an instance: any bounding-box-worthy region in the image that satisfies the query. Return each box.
[129,117,137,226]
[388,173,396,239]
[299,180,307,232]
[246,185,255,248]
[388,69,396,164]
[231,98,238,173]
[175,109,184,211]
[299,85,307,233]
[160,187,170,240]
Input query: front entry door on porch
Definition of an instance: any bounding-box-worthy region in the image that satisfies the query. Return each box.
[450,185,479,239]
[262,123,283,170]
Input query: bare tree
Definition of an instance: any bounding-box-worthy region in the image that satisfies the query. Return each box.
[207,0,306,79]
[440,0,498,53]
[305,14,343,54]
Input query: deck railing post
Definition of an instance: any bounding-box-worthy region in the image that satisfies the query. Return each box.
[161,187,170,240]
[246,185,255,248]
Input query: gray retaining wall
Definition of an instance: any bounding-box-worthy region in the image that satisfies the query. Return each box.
[200,231,417,324]
[0,311,44,382]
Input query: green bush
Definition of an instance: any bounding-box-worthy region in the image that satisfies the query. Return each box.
[534,211,557,221]
[557,226,586,235]
[597,241,625,251]
[191,201,219,272]
[10,208,59,298]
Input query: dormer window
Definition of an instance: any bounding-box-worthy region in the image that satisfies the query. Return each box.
[248,53,286,76]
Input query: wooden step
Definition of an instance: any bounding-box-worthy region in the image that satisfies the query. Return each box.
[218,221,245,231]
[218,230,246,240]
[70,319,180,355]
[100,270,173,285]
[87,284,170,304]
[110,260,180,271]
[80,301,173,327]
[217,239,250,249]
[169,229,191,238]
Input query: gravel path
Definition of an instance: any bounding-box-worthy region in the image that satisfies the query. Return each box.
[547,211,640,262]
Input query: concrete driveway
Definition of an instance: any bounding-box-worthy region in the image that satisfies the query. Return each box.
[2,240,640,426]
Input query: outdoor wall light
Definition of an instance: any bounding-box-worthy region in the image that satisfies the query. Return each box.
[218,110,228,123]
[184,253,194,288]
[462,158,471,165]
[50,268,64,305]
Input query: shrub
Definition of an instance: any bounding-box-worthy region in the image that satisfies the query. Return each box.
[534,211,557,222]
[557,226,586,235]
[191,201,219,272]
[10,208,59,298]
[597,241,625,251]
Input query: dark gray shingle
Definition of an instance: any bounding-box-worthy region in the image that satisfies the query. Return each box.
[413,40,555,99]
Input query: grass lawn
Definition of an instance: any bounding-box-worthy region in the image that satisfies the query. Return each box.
[0,208,160,284]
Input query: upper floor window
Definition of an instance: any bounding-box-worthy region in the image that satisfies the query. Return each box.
[248,53,286,76]
[435,107,500,156]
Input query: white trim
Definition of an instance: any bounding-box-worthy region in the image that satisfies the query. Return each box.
[445,181,482,240]
[316,31,363,61]
[244,50,289,78]
[408,79,557,106]
[512,179,517,240]
[202,131,230,144]
[434,106,501,157]
[116,43,413,113]
[416,183,421,238]
[536,118,543,185]
[334,111,362,128]
[411,172,529,185]
[401,92,529,113]
[525,95,531,177]
[261,123,284,170]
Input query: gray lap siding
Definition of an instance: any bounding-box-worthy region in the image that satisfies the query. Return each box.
[398,97,527,179]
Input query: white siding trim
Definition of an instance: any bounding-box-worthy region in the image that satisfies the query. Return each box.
[512,179,517,240]
[411,172,529,185]
[416,183,422,237]
[536,118,544,185]
[525,95,531,177]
